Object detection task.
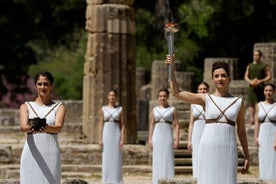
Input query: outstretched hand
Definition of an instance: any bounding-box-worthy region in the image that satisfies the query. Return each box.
[165,55,175,65]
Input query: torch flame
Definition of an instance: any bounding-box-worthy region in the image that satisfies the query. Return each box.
[164,23,179,32]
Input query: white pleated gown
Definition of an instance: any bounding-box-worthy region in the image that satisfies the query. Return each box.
[197,94,242,184]
[102,106,123,184]
[257,102,276,180]
[20,102,62,184]
[191,104,205,178]
[152,106,175,184]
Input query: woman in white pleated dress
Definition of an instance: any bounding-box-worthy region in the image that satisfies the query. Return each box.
[19,71,66,184]
[148,88,180,184]
[254,83,276,180]
[187,82,209,178]
[166,57,250,184]
[99,90,125,184]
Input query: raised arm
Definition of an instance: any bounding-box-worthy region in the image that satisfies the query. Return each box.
[166,55,205,106]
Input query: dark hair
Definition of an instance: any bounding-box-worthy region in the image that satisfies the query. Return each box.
[108,89,118,96]
[198,82,210,90]
[255,50,262,57]
[158,88,170,97]
[34,71,54,85]
[212,61,229,77]
[264,83,276,91]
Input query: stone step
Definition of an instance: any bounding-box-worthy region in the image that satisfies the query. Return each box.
[174,165,246,175]
[174,166,193,174]
[0,126,20,134]
[137,130,148,144]
[178,141,188,148]
[0,165,98,179]
[175,158,192,166]
[174,142,192,174]
[62,171,93,179]
[0,164,152,180]
[174,158,245,167]
[63,164,100,173]
[174,149,192,157]
[0,179,19,184]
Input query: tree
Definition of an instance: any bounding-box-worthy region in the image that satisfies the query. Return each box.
[28,30,86,100]
[0,0,86,107]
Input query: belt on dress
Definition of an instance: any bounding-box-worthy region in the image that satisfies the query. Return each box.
[193,117,205,121]
[27,132,57,135]
[155,121,172,124]
[205,119,235,126]
[104,120,119,123]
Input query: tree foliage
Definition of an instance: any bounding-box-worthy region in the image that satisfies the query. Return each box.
[28,31,86,100]
[0,0,86,107]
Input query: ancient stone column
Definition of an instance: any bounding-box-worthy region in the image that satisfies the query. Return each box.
[83,0,136,143]
[254,43,276,83]
[203,58,239,93]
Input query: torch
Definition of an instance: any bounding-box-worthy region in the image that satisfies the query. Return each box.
[164,23,178,81]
